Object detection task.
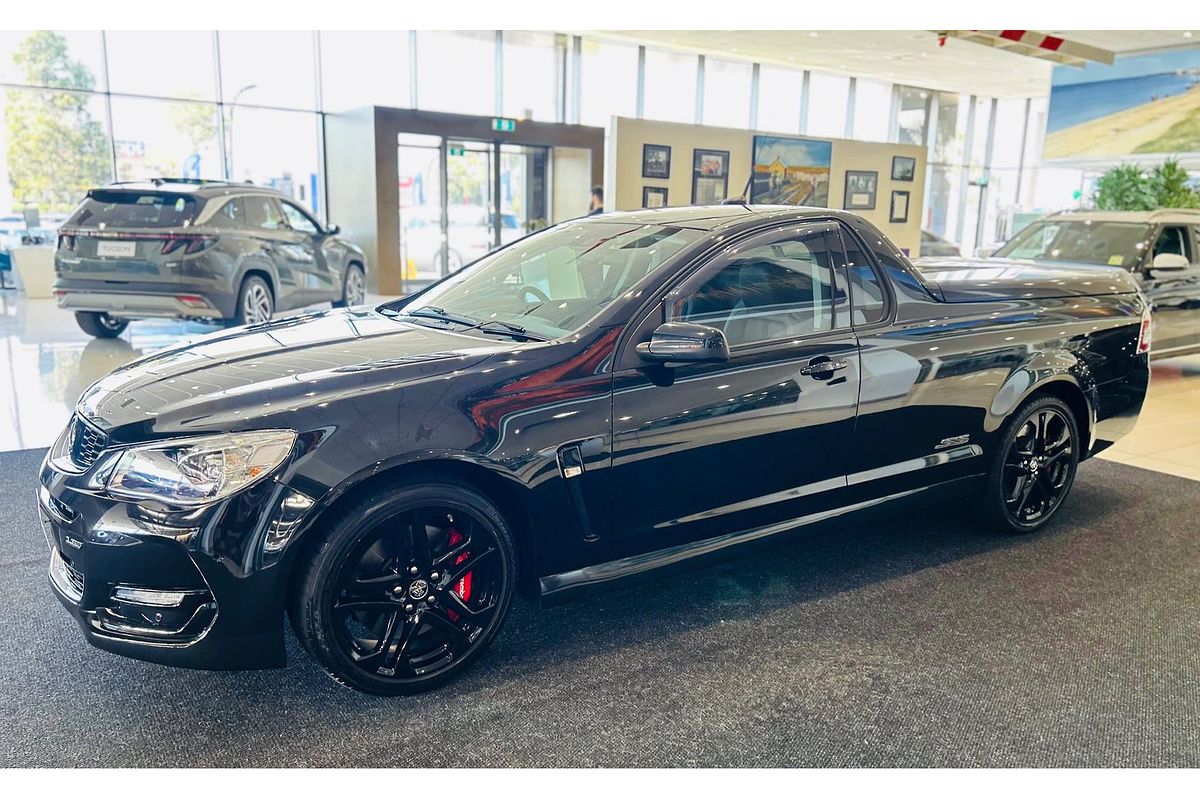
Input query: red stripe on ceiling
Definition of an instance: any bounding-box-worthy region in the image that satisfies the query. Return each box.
[1039,35,1064,51]
[999,30,1026,42]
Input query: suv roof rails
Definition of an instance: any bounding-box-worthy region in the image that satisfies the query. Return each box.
[103,178,232,188]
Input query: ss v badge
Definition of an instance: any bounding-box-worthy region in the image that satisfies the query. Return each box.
[936,434,971,450]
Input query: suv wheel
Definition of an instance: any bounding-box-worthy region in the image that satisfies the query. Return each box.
[333,264,365,308]
[232,275,273,326]
[75,311,128,339]
[980,395,1080,535]
[289,479,516,695]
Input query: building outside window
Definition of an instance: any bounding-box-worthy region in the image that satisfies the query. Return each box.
[579,39,638,127]
[805,72,849,138]
[701,57,752,129]
[110,96,223,183]
[643,48,697,124]
[319,31,412,112]
[895,85,930,146]
[415,30,494,115]
[218,31,317,111]
[755,65,803,135]
[851,78,891,142]
[502,31,559,121]
[105,30,216,100]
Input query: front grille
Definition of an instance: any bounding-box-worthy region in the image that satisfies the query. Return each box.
[69,415,109,469]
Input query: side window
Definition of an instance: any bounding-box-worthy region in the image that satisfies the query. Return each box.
[677,226,838,348]
[215,198,244,226]
[1154,226,1192,262]
[245,197,286,231]
[838,228,886,325]
[281,202,320,235]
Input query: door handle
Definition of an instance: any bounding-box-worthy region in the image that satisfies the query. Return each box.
[799,358,849,377]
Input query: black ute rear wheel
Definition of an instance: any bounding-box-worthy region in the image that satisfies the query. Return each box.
[980,394,1080,535]
[74,311,128,339]
[289,479,516,695]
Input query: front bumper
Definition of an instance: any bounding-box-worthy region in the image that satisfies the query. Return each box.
[38,446,315,671]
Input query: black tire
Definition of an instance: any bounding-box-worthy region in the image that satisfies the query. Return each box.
[74,311,128,338]
[332,263,365,308]
[289,478,516,695]
[979,394,1080,535]
[230,275,274,327]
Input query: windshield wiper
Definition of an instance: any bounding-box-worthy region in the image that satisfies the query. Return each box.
[395,306,481,327]
[474,319,548,341]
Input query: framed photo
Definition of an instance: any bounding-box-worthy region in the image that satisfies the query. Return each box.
[843,170,878,210]
[642,186,669,209]
[749,135,833,207]
[891,155,917,182]
[642,144,672,179]
[693,148,729,178]
[692,148,730,204]
[889,190,911,223]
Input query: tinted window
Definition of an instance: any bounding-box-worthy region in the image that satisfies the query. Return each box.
[281,202,319,234]
[846,264,886,324]
[1153,226,1192,261]
[68,191,199,229]
[679,227,837,347]
[215,198,245,226]
[245,196,286,231]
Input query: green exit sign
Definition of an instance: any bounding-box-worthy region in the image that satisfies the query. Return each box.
[491,117,517,133]
[448,146,465,156]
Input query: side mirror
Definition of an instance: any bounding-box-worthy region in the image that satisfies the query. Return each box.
[1152,252,1189,271]
[635,321,730,364]
[325,224,342,236]
[975,246,997,259]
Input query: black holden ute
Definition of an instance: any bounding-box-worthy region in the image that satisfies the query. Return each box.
[53,179,368,338]
[38,205,1151,695]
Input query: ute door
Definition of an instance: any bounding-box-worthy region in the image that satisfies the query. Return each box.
[608,222,860,556]
[1140,225,1200,355]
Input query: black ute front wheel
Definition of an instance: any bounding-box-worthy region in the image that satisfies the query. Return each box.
[289,479,516,695]
[981,395,1080,535]
[75,311,128,338]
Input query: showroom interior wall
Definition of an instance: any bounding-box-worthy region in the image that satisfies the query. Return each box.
[0,29,1046,253]
[610,117,926,255]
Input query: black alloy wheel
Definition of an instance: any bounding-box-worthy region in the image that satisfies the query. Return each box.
[290,480,515,695]
[982,395,1079,534]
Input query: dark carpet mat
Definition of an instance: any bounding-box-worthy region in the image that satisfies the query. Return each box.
[2,447,1198,767]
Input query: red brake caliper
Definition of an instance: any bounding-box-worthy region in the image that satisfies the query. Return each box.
[445,528,471,622]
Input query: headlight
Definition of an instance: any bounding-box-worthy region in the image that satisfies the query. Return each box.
[106,430,296,506]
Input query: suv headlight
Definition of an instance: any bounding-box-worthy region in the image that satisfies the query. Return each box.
[106,430,296,506]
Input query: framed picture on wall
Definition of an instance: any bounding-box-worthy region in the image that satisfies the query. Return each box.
[692,148,729,204]
[844,170,878,210]
[749,135,833,206]
[643,186,669,209]
[642,144,672,179]
[891,155,917,182]
[889,190,911,223]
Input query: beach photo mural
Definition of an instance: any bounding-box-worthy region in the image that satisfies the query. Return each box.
[1045,47,1200,160]
[750,135,833,206]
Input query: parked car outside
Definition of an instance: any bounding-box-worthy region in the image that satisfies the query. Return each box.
[920,228,962,257]
[39,206,1149,694]
[924,209,1200,359]
[53,179,368,338]
[401,203,522,280]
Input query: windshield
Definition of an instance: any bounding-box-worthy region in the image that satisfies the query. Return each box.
[385,220,704,339]
[67,190,201,229]
[994,219,1152,268]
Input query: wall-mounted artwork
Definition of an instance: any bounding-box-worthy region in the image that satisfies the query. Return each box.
[844,170,878,210]
[1045,46,1200,159]
[749,135,833,207]
[891,155,916,182]
[642,186,669,209]
[642,144,671,179]
[889,190,910,223]
[691,148,729,204]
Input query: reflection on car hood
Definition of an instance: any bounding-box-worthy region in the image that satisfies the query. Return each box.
[77,307,515,432]
[913,257,1140,302]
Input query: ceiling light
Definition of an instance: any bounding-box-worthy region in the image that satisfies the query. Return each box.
[1186,31,1194,38]
[809,32,818,38]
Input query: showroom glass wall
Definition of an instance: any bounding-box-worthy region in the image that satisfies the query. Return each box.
[0,29,1046,249]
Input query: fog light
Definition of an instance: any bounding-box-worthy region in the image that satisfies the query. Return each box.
[112,587,188,607]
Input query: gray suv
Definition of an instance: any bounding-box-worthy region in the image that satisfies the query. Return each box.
[54,179,368,338]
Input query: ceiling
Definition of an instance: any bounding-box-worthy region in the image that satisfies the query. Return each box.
[585,30,1199,98]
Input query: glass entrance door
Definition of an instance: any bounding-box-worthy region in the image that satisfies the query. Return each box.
[398,135,550,293]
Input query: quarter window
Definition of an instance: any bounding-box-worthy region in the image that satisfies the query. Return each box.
[216,198,245,225]
[678,227,838,347]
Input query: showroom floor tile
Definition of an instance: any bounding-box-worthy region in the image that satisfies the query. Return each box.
[1098,353,1200,481]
